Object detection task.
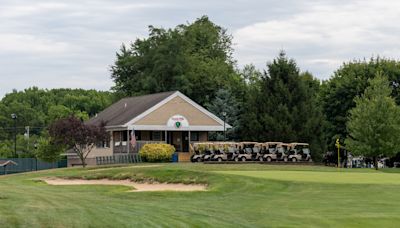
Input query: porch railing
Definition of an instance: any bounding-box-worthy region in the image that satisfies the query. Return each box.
[96,154,142,166]
[113,141,165,154]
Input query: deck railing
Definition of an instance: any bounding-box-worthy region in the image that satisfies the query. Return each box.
[95,154,142,165]
[113,141,165,154]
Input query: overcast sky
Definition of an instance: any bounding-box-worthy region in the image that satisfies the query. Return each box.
[1,0,399,98]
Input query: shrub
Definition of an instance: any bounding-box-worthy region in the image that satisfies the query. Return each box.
[35,137,65,162]
[139,144,176,162]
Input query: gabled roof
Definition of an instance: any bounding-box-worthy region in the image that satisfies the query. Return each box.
[0,160,18,167]
[87,91,232,130]
[86,91,176,126]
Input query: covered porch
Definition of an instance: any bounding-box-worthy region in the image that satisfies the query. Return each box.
[111,130,209,154]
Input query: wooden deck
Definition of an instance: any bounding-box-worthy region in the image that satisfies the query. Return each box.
[177,153,191,162]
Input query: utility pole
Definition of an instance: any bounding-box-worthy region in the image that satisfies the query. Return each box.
[222,112,227,141]
[11,114,17,157]
[25,126,30,152]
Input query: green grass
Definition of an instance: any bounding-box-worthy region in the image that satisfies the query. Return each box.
[1,163,400,227]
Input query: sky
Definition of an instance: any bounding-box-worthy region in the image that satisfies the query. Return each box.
[1,0,400,98]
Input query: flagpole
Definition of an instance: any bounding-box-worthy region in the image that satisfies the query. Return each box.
[129,127,137,153]
[127,129,130,154]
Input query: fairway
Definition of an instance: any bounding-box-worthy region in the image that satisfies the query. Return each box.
[216,170,400,185]
[1,164,400,227]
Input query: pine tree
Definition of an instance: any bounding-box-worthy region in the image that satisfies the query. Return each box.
[205,89,239,140]
[254,51,326,159]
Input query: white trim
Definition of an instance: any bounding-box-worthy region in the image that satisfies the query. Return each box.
[105,125,127,131]
[123,91,232,128]
[175,91,232,128]
[124,92,179,127]
[130,125,227,131]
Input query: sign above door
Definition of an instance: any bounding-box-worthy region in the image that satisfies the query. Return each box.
[167,115,189,129]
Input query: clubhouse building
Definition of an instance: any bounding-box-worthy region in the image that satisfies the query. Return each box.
[72,91,230,165]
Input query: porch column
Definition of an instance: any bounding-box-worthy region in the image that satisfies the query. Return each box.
[188,131,191,153]
[127,129,130,154]
[120,131,123,153]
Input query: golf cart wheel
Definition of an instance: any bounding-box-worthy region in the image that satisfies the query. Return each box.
[266,157,272,162]
[292,157,297,162]
[259,156,264,162]
[241,157,246,162]
[283,157,288,162]
[218,157,223,162]
[196,157,202,162]
[234,157,239,162]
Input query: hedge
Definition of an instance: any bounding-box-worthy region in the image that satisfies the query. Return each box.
[139,144,176,162]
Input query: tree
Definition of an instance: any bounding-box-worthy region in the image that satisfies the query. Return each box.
[345,73,400,170]
[0,88,114,146]
[35,137,65,162]
[111,16,242,106]
[239,51,326,159]
[320,58,400,149]
[49,116,108,167]
[48,105,73,123]
[205,89,240,140]
[237,65,263,141]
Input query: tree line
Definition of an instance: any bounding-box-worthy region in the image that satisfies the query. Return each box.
[0,88,114,157]
[2,16,400,165]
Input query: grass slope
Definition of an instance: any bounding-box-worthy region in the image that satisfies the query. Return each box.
[0,164,400,227]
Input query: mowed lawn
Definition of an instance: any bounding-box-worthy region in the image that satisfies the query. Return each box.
[1,164,400,227]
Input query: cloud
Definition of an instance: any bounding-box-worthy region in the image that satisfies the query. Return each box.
[0,0,400,98]
[233,0,400,78]
[0,34,74,54]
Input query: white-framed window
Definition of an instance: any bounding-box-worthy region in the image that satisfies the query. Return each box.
[190,132,199,141]
[151,131,162,141]
[96,140,110,148]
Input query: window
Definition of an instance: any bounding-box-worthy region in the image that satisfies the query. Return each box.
[122,131,128,141]
[190,132,199,141]
[135,131,141,140]
[96,140,110,148]
[151,131,162,141]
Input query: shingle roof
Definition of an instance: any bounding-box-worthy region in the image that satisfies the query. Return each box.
[86,91,176,126]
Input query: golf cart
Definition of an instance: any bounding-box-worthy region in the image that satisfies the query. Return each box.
[211,142,232,162]
[253,143,267,161]
[262,142,283,162]
[235,142,256,162]
[211,142,226,162]
[212,142,238,162]
[287,143,312,162]
[277,143,290,162]
[202,143,215,161]
[190,143,206,162]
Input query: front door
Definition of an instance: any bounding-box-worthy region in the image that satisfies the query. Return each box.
[167,131,182,152]
[166,131,189,152]
[182,131,189,152]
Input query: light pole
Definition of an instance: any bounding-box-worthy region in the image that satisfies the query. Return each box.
[11,114,17,157]
[222,111,227,141]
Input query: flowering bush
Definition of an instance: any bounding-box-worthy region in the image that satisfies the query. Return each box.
[139,144,176,162]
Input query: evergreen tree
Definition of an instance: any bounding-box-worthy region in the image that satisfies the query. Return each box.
[237,65,263,141]
[205,89,239,140]
[243,51,326,159]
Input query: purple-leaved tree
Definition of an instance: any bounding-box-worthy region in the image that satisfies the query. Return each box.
[49,116,108,167]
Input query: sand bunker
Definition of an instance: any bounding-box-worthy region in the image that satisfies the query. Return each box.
[42,178,206,192]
